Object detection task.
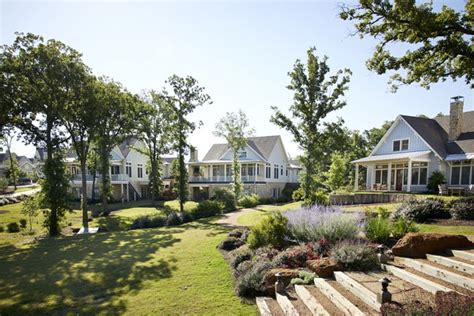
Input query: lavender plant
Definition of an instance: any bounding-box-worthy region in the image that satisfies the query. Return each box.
[283,205,364,244]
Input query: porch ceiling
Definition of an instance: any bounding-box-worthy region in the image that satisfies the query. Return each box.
[352,150,431,164]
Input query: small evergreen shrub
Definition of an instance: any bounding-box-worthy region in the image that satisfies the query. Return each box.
[177,211,193,223]
[331,242,379,271]
[449,198,474,220]
[7,222,20,233]
[427,170,445,194]
[392,198,450,223]
[166,212,181,226]
[191,200,224,219]
[303,190,329,206]
[282,183,299,202]
[247,212,288,250]
[19,219,27,229]
[218,237,244,251]
[230,247,253,269]
[310,239,331,257]
[290,271,316,285]
[0,226,4,233]
[259,197,275,205]
[238,194,260,208]
[130,215,166,230]
[213,188,237,212]
[235,259,276,297]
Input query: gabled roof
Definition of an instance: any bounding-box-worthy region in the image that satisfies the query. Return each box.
[400,115,448,158]
[119,138,139,158]
[202,135,281,162]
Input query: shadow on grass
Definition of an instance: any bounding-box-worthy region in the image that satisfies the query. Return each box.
[0,229,181,315]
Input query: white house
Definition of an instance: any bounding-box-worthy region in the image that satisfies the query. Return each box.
[353,97,474,193]
[188,135,301,200]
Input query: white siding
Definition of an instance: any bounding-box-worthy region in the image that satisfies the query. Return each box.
[374,119,430,155]
[220,145,263,161]
[266,138,289,183]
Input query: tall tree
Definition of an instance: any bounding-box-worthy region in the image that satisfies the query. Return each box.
[1,130,19,190]
[62,74,99,232]
[214,110,254,202]
[340,0,474,91]
[363,120,393,151]
[137,91,172,205]
[95,78,141,215]
[165,75,211,213]
[0,33,78,236]
[271,47,351,205]
[325,152,349,192]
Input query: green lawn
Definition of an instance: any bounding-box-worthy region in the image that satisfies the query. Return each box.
[13,185,40,193]
[237,202,302,226]
[0,219,255,315]
[418,224,474,236]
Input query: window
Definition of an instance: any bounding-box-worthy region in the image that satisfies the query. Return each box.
[238,151,247,159]
[247,165,254,176]
[256,165,261,176]
[137,164,143,178]
[126,163,132,177]
[265,164,271,178]
[393,139,409,152]
[451,160,473,185]
[226,165,232,177]
[411,162,428,186]
[375,164,388,185]
[111,165,120,175]
[451,167,461,185]
[274,164,279,179]
[213,165,224,176]
[286,170,289,177]
[241,164,247,176]
[461,166,471,185]
[281,165,283,176]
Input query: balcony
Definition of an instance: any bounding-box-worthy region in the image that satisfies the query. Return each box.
[72,174,129,182]
[189,175,264,183]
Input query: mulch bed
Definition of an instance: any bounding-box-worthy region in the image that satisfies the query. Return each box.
[0,210,9,215]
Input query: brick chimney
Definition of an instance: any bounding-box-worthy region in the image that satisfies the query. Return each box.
[448,96,464,141]
[189,147,198,162]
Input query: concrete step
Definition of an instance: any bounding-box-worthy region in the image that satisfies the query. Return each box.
[426,254,474,275]
[448,249,474,262]
[394,257,474,292]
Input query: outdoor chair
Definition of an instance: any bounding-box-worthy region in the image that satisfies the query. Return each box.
[438,184,448,196]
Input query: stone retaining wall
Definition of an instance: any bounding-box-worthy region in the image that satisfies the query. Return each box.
[330,193,415,205]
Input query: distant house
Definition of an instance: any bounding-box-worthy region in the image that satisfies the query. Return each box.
[353,97,474,192]
[35,138,175,202]
[188,135,301,200]
[0,152,35,179]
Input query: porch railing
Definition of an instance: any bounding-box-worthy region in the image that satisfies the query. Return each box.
[189,175,263,183]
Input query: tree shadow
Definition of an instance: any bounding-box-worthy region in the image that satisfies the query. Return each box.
[0,229,181,315]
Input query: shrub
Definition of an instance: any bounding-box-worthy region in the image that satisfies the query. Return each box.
[331,242,379,271]
[272,244,318,269]
[19,219,27,229]
[392,198,450,223]
[238,194,260,208]
[303,190,329,206]
[292,187,304,201]
[177,211,193,223]
[218,237,244,251]
[235,259,276,297]
[166,212,181,226]
[365,208,392,243]
[259,197,275,205]
[427,170,445,194]
[130,215,166,230]
[391,217,419,239]
[435,291,474,316]
[310,239,331,257]
[230,247,253,269]
[247,212,288,250]
[0,178,8,191]
[290,271,316,285]
[284,205,363,244]
[213,188,237,212]
[7,222,20,233]
[449,198,474,220]
[191,200,224,219]
[0,226,4,233]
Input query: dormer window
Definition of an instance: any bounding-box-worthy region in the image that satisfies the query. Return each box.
[393,139,409,152]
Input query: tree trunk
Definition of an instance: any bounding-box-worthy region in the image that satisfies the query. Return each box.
[91,158,97,203]
[7,149,17,190]
[80,159,89,232]
[46,122,59,236]
[178,145,185,213]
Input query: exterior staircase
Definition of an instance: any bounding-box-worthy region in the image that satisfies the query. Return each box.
[257,248,474,315]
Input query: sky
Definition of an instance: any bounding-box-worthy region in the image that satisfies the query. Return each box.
[1,0,472,159]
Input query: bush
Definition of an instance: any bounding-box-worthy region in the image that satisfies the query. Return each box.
[235,259,276,297]
[213,188,237,212]
[177,211,193,223]
[247,212,288,250]
[427,170,445,194]
[19,219,27,229]
[7,222,20,233]
[0,178,8,191]
[292,187,304,201]
[0,226,4,233]
[310,239,331,257]
[331,242,379,271]
[291,271,316,285]
[284,205,363,244]
[218,237,244,251]
[365,208,392,243]
[230,247,253,269]
[303,190,329,206]
[238,194,260,208]
[166,212,181,226]
[449,198,474,220]
[280,183,299,203]
[259,197,275,205]
[130,215,166,230]
[392,198,450,223]
[391,217,419,238]
[272,244,318,269]
[191,200,224,219]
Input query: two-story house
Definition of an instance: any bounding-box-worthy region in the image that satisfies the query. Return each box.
[353,97,473,193]
[35,138,175,202]
[188,135,301,200]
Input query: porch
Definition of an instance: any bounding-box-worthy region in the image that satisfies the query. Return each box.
[352,151,432,193]
[188,161,266,183]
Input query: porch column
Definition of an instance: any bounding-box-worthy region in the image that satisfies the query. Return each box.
[407,160,412,192]
[127,183,130,202]
[387,163,392,191]
[354,163,359,191]
[121,183,124,204]
[255,163,257,182]
[239,163,242,181]
[224,164,227,182]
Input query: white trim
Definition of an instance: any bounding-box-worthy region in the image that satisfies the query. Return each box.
[218,144,267,162]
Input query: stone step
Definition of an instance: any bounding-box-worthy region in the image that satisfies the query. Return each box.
[276,292,300,316]
[448,249,474,262]
[257,297,285,316]
[426,254,474,275]
[294,285,331,316]
[334,272,381,311]
[394,257,474,292]
[314,278,370,316]
[381,264,454,294]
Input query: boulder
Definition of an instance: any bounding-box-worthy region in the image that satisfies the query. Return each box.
[306,258,342,278]
[392,233,473,258]
[263,268,300,295]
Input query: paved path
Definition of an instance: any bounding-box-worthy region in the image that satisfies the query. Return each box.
[216,207,257,228]
[0,188,40,199]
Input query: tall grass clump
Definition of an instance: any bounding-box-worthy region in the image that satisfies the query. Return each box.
[283,205,364,244]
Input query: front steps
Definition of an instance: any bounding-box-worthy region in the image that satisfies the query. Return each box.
[257,247,474,315]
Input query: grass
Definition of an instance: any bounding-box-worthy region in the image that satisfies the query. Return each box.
[418,224,474,236]
[342,203,402,213]
[237,201,301,226]
[0,219,255,315]
[12,185,40,193]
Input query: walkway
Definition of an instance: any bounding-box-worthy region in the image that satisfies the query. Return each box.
[216,207,257,228]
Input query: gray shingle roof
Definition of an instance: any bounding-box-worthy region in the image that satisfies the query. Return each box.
[119,138,139,158]
[401,111,474,158]
[201,135,281,162]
